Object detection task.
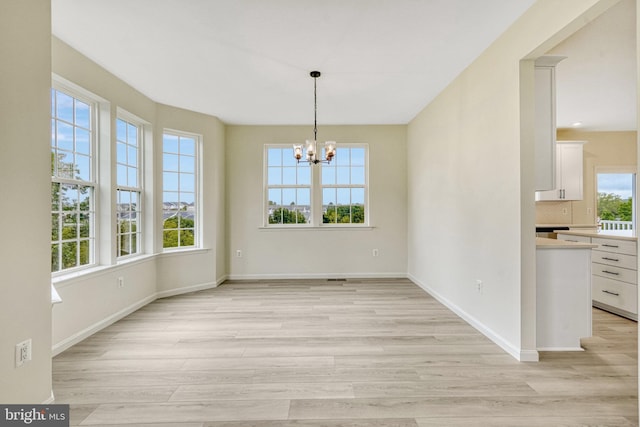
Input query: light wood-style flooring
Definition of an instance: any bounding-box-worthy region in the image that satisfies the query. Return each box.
[53,278,638,426]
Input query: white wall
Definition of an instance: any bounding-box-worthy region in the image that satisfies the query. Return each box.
[0,0,53,403]
[407,0,618,360]
[226,125,407,279]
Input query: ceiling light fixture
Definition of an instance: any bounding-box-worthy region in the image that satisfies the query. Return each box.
[293,71,336,164]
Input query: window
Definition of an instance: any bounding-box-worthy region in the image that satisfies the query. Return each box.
[116,117,142,257]
[264,144,368,226]
[321,146,367,224]
[597,169,636,230]
[163,132,198,249]
[51,88,95,272]
[266,147,311,224]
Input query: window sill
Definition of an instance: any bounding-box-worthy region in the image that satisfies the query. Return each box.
[158,247,211,257]
[259,225,374,231]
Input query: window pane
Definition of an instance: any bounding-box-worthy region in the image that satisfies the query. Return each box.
[268,188,282,205]
[283,188,296,206]
[56,122,74,152]
[268,148,282,166]
[163,153,179,171]
[297,166,310,185]
[336,148,350,166]
[297,188,310,206]
[128,145,137,167]
[323,187,336,205]
[337,188,350,205]
[268,167,281,185]
[337,167,350,185]
[352,187,365,204]
[51,214,59,240]
[163,172,179,191]
[56,92,74,123]
[117,119,127,142]
[61,241,77,269]
[179,155,194,173]
[51,244,60,272]
[163,135,179,154]
[351,166,365,185]
[180,138,195,156]
[282,151,297,166]
[75,100,90,129]
[127,123,137,143]
[322,165,336,185]
[179,173,195,192]
[282,167,296,185]
[76,128,90,155]
[128,167,137,187]
[351,148,365,166]
[76,154,90,181]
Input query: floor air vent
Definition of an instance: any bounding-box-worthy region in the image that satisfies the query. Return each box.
[327,278,348,282]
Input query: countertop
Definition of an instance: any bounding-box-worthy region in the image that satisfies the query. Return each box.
[555,229,637,241]
[536,237,598,249]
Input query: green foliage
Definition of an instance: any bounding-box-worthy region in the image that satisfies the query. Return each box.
[163,216,195,248]
[269,207,306,224]
[323,204,365,224]
[598,192,632,221]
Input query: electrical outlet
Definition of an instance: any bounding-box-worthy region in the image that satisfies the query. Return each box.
[117,277,124,288]
[372,249,379,257]
[236,250,242,258]
[476,279,483,294]
[15,339,32,367]
[562,207,568,215]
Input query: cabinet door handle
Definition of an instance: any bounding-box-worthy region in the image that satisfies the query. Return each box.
[602,290,620,296]
[602,270,620,276]
[602,244,619,248]
[601,257,620,262]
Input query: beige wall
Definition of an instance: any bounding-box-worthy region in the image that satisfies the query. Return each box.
[226,125,407,279]
[407,0,619,360]
[536,130,637,224]
[0,0,53,403]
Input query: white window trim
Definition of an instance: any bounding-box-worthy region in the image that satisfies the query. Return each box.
[162,129,202,251]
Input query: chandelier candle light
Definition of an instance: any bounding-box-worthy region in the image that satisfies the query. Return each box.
[293,71,336,164]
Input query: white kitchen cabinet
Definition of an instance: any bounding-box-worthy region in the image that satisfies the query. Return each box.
[534,56,565,191]
[535,141,585,201]
[557,232,638,320]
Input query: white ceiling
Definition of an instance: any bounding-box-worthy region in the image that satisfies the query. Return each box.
[52,0,537,125]
[550,0,637,131]
[51,0,636,130]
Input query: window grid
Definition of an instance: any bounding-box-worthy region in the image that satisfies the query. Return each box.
[321,146,367,224]
[266,147,311,225]
[163,132,198,249]
[51,88,96,273]
[116,118,142,258]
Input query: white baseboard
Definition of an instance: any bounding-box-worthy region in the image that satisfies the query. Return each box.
[408,274,538,362]
[52,294,156,356]
[43,390,55,404]
[156,280,222,299]
[226,272,408,281]
[537,347,584,352]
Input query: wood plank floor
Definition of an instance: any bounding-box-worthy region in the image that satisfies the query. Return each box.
[52,278,639,426]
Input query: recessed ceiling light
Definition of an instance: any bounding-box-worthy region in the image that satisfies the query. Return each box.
[571,121,583,127]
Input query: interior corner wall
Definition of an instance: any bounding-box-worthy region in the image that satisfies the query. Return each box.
[406,0,616,359]
[155,104,226,295]
[0,0,53,403]
[225,125,407,279]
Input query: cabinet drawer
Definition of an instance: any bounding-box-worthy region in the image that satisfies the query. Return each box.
[592,276,638,314]
[592,262,637,285]
[592,250,637,270]
[557,234,591,243]
[591,237,637,256]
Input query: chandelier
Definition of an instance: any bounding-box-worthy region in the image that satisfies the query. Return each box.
[293,71,336,164]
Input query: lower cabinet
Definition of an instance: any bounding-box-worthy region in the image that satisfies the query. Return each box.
[557,233,638,321]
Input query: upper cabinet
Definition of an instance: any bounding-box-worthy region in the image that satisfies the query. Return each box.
[534,56,566,191]
[536,141,586,201]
